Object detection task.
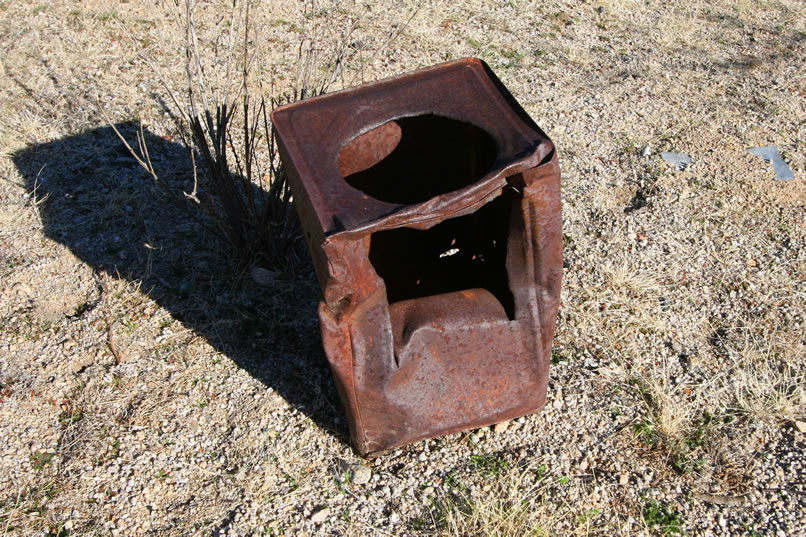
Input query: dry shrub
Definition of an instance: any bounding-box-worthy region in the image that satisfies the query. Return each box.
[110,0,349,269]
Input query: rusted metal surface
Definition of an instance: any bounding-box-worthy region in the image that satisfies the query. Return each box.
[272,58,562,457]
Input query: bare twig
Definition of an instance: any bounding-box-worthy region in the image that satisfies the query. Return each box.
[99,107,206,229]
[760,487,806,496]
[186,0,210,116]
[100,273,123,366]
[692,492,747,506]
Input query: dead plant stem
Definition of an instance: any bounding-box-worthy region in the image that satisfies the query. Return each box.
[101,272,123,366]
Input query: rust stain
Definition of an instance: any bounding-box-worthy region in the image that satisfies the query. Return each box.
[273,58,562,457]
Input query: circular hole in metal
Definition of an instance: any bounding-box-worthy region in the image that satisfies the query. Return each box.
[340,114,497,204]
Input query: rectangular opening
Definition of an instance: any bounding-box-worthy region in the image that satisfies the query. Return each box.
[369,190,516,320]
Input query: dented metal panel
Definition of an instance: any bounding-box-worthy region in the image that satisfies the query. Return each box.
[272,58,562,457]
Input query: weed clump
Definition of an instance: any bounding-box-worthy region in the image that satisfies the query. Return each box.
[642,499,686,535]
[110,1,342,270]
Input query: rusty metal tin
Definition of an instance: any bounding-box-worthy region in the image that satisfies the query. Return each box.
[272,58,562,457]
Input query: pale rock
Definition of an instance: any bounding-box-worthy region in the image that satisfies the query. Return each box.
[350,464,371,485]
[70,356,90,374]
[251,267,278,286]
[310,508,330,523]
[15,283,34,297]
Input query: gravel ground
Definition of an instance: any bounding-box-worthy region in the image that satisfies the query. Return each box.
[1,1,805,536]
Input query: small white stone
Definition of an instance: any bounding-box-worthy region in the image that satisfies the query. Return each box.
[310,507,330,523]
[350,464,371,485]
[494,421,509,434]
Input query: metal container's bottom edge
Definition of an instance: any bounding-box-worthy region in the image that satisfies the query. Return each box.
[318,290,552,457]
[356,397,549,458]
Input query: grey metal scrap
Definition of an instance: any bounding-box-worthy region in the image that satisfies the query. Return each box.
[747,146,794,181]
[660,152,692,170]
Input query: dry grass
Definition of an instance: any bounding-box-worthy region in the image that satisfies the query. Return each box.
[434,462,578,537]
[440,465,558,536]
[726,325,805,422]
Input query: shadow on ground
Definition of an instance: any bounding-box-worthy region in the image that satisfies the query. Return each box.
[11,122,346,440]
